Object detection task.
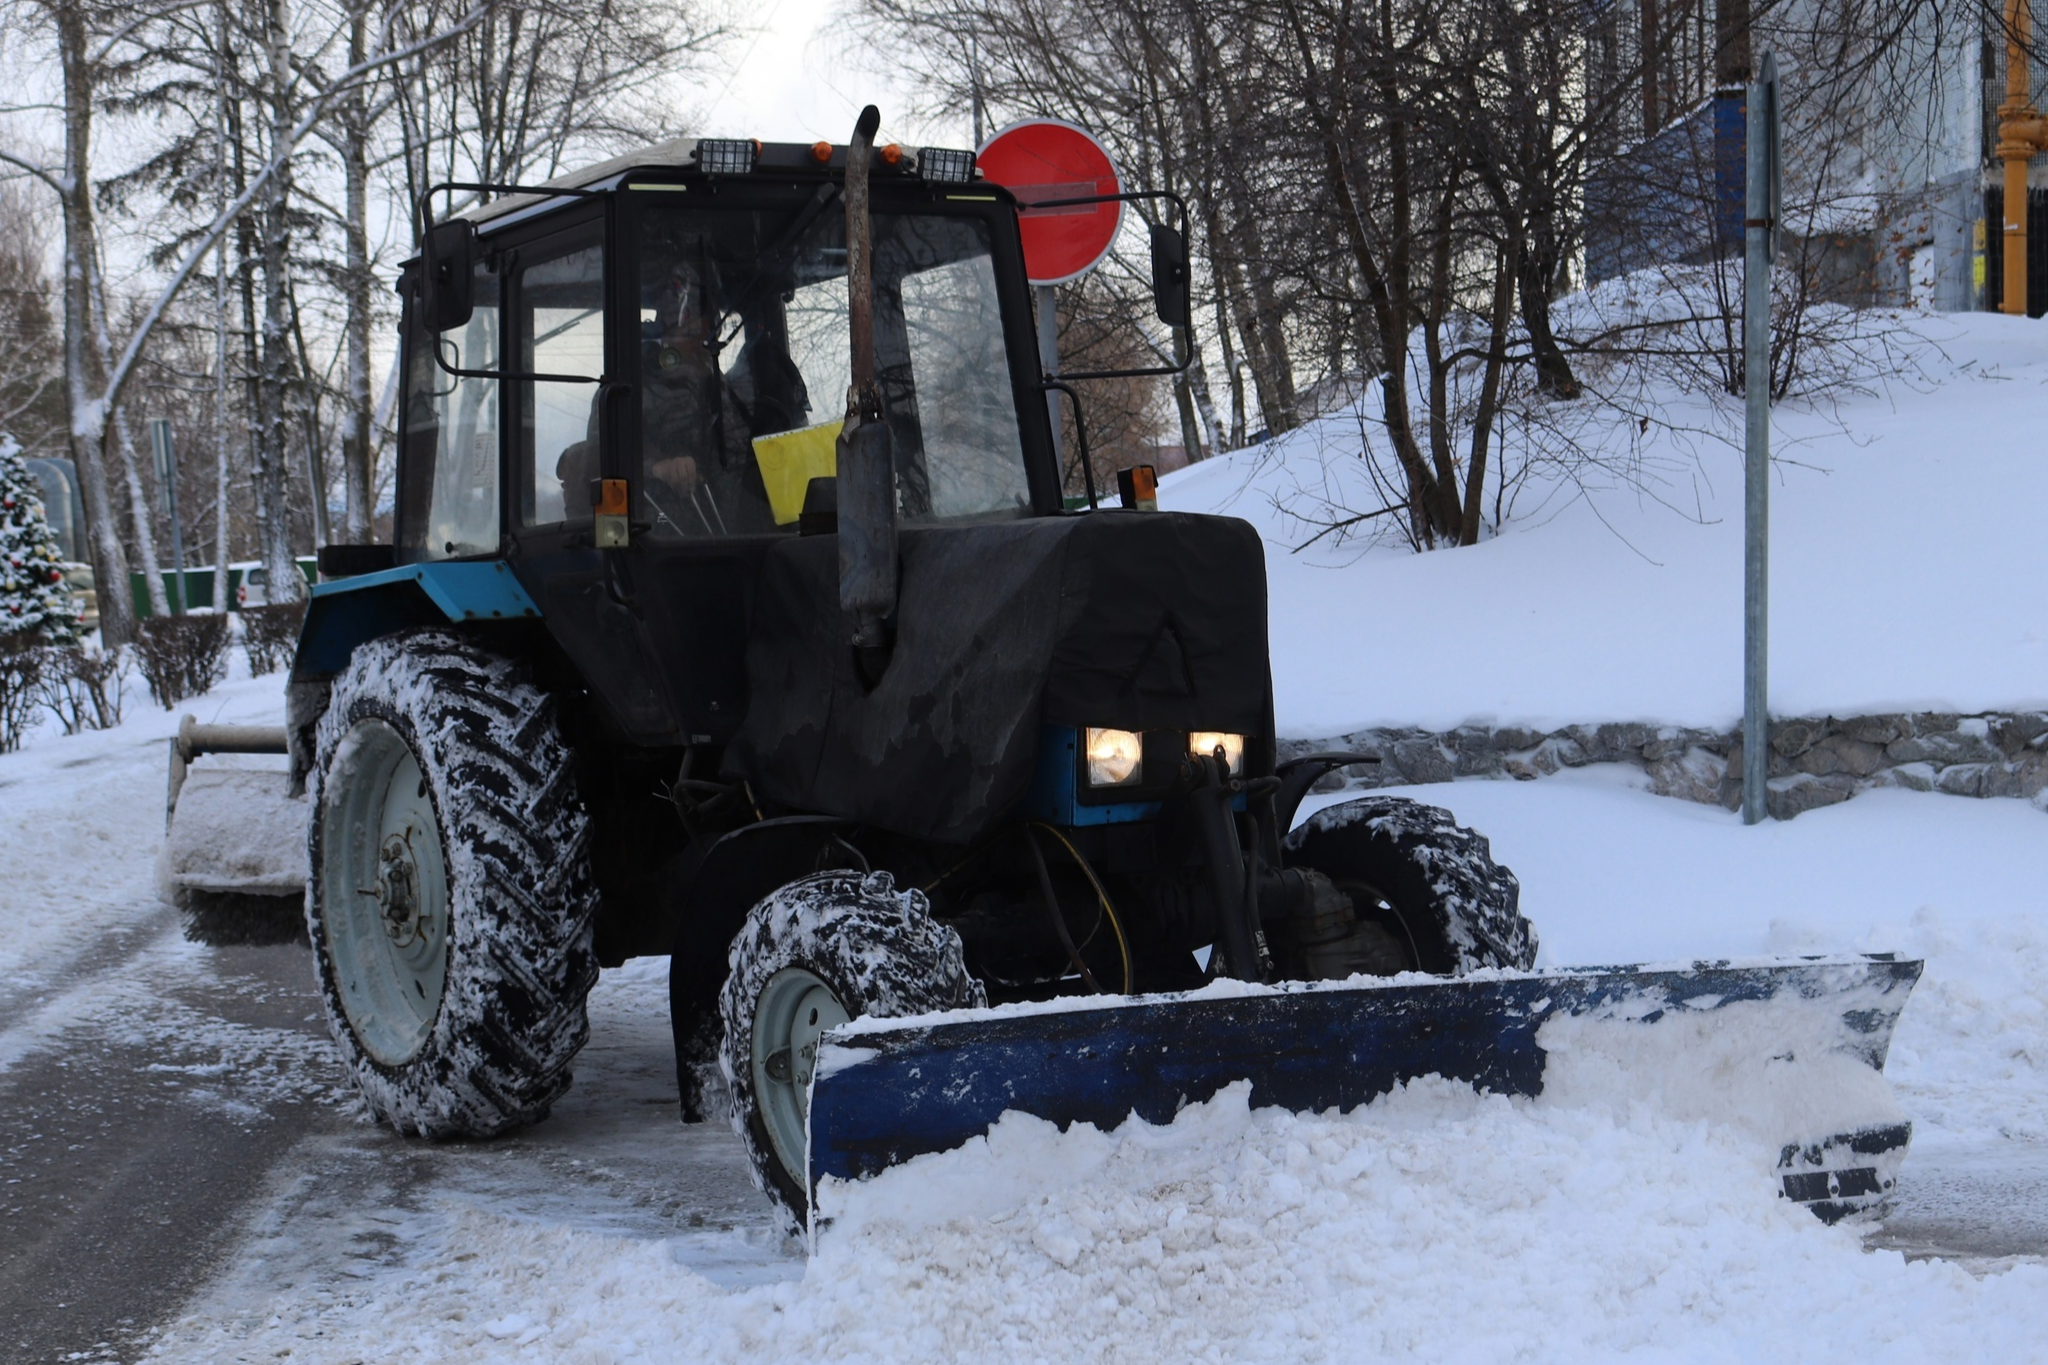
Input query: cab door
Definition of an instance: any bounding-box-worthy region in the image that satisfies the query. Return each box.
[498,207,688,740]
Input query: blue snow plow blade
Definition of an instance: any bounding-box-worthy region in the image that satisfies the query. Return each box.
[809,955,1921,1225]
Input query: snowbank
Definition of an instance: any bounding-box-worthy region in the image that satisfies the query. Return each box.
[142,1078,2048,1365]
[1162,309,2048,736]
[0,658,286,992]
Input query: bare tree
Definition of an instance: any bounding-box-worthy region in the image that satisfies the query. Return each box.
[1,0,486,637]
[0,186,64,460]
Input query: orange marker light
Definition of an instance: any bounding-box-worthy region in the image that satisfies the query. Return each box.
[595,478,630,516]
[879,143,904,166]
[1116,463,1158,511]
[811,141,833,163]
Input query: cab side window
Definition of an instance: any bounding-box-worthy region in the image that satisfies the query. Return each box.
[516,238,606,525]
[398,260,501,562]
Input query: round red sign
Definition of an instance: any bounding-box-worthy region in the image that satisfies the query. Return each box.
[976,119,1124,285]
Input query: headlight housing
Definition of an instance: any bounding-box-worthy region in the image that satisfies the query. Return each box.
[1084,727,1144,787]
[1187,731,1244,775]
[918,146,977,182]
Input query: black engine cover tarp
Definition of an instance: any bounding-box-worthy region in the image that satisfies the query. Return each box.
[726,511,1271,844]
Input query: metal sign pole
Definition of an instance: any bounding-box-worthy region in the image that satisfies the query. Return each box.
[1742,53,1779,825]
[149,418,188,616]
[1037,283,1063,468]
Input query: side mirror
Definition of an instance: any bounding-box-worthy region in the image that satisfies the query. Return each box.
[1149,224,1191,328]
[420,219,477,332]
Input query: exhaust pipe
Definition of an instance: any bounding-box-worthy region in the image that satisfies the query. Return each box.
[838,105,897,674]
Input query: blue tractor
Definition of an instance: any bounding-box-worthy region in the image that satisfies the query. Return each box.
[254,112,1914,1235]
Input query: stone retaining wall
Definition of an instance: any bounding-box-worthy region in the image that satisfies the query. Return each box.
[1284,711,2048,819]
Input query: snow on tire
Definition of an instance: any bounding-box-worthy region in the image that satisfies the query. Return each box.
[307,628,599,1138]
[1284,795,1536,973]
[718,870,983,1232]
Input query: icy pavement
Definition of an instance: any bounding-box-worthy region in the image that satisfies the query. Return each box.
[0,916,355,1363]
[0,927,791,1364]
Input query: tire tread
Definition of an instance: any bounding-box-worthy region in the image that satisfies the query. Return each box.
[307,628,599,1138]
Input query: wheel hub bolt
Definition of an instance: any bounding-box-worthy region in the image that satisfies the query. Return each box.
[377,834,423,945]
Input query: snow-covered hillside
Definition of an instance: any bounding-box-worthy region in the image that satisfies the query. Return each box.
[1162,308,2048,737]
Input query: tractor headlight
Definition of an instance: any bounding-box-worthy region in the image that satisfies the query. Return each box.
[1188,731,1245,775]
[1084,727,1144,787]
[918,146,977,182]
[696,138,760,175]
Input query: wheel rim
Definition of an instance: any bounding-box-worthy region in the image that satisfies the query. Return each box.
[319,718,451,1067]
[751,966,851,1183]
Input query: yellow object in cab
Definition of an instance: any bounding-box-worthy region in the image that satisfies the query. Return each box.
[751,420,843,525]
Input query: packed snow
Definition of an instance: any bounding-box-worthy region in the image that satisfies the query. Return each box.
[1,304,2043,1361]
[0,656,286,995]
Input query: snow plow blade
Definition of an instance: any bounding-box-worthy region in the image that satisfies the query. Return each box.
[809,955,1920,1225]
[159,716,307,944]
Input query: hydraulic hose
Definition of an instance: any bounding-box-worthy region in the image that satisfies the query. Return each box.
[1032,823,1134,994]
[1025,826,1103,993]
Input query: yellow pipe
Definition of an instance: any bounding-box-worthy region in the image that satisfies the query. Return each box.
[1998,0,2048,313]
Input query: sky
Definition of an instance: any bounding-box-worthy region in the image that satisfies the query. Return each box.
[693,0,978,153]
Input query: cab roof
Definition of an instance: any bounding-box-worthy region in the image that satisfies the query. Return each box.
[456,137,991,232]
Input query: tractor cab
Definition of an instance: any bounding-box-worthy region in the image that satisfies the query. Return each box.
[398,139,1058,559]
[305,127,1279,977]
[387,137,1074,747]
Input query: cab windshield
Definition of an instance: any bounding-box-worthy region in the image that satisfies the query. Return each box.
[618,200,1030,538]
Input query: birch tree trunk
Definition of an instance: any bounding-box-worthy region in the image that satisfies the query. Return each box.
[110,408,170,616]
[339,5,375,543]
[52,0,137,646]
[251,0,307,603]
[212,0,234,617]
[1182,347,1224,462]
[92,264,170,617]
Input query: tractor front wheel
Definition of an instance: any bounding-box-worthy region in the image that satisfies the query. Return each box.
[718,870,982,1233]
[1281,795,1536,976]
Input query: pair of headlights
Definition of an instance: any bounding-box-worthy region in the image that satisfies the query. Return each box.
[1083,728,1244,788]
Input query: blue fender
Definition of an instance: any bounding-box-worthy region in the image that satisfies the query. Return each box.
[290,561,541,681]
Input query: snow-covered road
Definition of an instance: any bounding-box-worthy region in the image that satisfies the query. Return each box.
[2,665,2044,1361]
[13,911,2040,1365]
[0,911,793,1364]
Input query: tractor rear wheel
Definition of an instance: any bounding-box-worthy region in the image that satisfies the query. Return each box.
[1281,795,1536,975]
[307,629,599,1137]
[718,870,982,1233]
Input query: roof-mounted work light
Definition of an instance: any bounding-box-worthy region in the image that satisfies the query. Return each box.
[696,138,760,175]
[918,146,976,182]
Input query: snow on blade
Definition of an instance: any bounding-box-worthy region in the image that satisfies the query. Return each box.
[1538,986,1907,1147]
[157,767,305,896]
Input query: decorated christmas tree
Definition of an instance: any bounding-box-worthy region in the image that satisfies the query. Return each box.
[0,433,82,644]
